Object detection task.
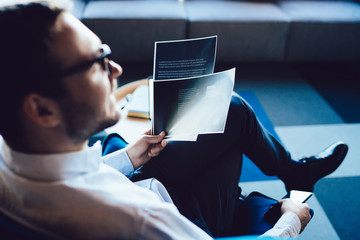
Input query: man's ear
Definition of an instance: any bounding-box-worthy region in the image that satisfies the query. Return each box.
[23,94,61,127]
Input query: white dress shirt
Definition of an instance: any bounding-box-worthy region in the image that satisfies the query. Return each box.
[0,136,300,239]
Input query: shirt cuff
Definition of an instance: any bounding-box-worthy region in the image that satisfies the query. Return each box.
[101,148,134,177]
[260,212,301,239]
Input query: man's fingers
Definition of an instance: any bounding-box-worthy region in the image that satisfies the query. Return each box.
[143,131,166,144]
[148,141,167,156]
[148,148,161,157]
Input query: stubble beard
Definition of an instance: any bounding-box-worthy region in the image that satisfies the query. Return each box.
[59,98,120,144]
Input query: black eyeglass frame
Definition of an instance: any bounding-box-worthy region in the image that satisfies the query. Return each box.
[59,44,112,77]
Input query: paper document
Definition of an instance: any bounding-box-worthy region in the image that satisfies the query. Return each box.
[150,36,236,141]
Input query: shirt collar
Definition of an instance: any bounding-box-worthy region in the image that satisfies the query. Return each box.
[0,137,102,181]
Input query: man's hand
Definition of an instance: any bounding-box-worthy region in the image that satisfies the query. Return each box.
[126,130,167,169]
[279,198,311,233]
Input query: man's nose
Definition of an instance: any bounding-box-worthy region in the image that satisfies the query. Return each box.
[108,61,123,91]
[109,60,123,79]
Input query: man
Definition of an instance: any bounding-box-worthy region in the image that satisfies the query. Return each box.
[0,0,348,239]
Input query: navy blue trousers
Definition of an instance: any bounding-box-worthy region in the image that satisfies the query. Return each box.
[102,94,301,238]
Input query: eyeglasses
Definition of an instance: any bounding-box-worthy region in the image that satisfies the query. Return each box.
[59,44,113,77]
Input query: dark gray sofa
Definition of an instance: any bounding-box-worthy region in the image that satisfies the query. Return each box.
[72,0,360,63]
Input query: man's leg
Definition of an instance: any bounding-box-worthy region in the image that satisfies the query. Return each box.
[167,145,244,237]
[133,92,347,191]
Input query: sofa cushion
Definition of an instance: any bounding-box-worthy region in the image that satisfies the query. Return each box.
[82,0,187,62]
[185,1,290,62]
[278,0,360,61]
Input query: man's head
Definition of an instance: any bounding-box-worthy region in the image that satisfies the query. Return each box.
[0,0,122,152]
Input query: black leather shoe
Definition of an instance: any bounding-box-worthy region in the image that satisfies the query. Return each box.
[285,141,348,192]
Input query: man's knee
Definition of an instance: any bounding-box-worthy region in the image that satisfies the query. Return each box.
[227,93,256,129]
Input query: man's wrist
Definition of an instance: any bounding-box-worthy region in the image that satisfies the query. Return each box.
[125,148,140,169]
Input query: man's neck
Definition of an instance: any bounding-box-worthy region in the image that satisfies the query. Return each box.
[9,129,88,155]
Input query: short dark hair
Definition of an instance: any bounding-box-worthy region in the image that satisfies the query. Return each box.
[0,0,70,145]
